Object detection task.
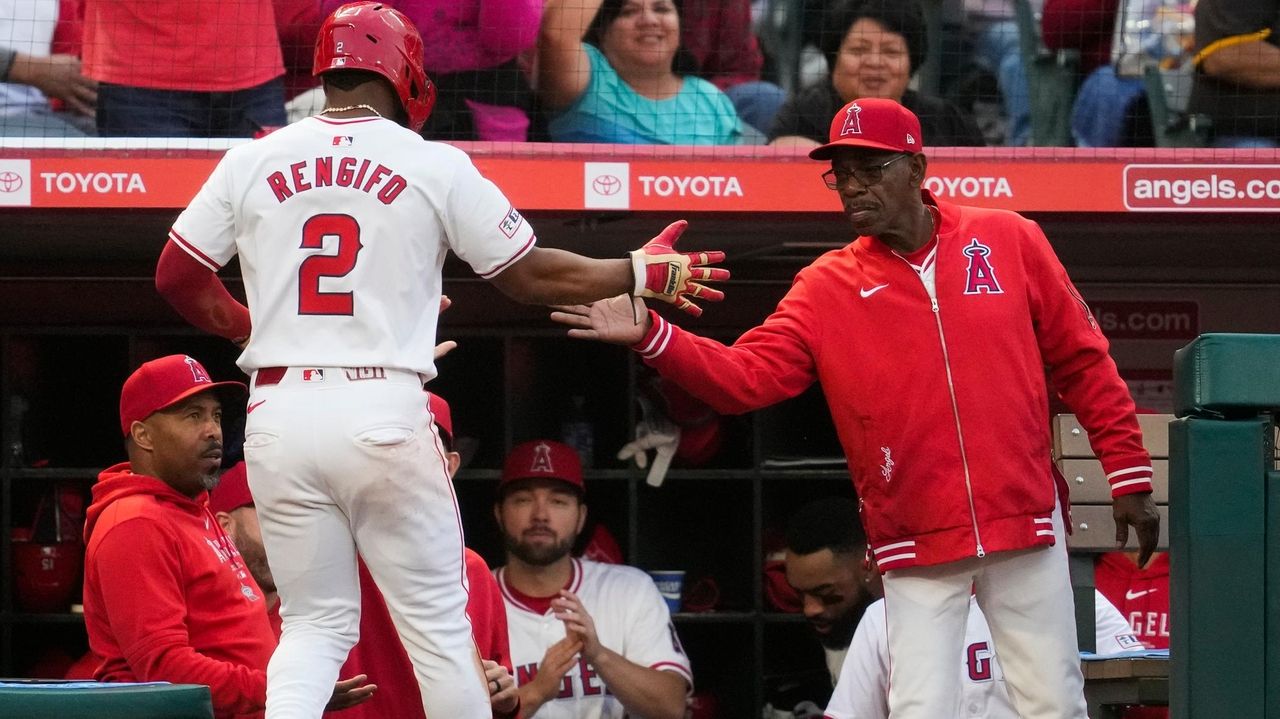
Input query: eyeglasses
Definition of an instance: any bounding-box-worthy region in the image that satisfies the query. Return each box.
[821,154,909,190]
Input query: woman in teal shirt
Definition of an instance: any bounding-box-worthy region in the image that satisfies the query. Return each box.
[538,0,749,145]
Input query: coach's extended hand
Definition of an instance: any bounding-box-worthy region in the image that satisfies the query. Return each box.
[1113,491,1161,567]
[629,220,729,317]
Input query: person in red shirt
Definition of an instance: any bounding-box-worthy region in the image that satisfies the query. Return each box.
[82,354,372,719]
[82,0,287,136]
[209,393,521,719]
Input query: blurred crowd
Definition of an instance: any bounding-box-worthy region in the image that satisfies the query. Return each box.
[0,0,1276,147]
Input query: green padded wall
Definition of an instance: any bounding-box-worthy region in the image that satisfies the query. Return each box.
[1170,417,1271,719]
[0,682,214,718]
[1174,334,1280,417]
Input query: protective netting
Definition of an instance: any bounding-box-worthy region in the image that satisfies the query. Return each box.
[0,0,1276,155]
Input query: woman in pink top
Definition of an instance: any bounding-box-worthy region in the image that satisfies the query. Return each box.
[320,0,544,141]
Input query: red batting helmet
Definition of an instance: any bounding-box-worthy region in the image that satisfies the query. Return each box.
[313,2,436,133]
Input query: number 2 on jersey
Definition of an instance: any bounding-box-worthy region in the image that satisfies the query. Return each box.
[298,214,362,315]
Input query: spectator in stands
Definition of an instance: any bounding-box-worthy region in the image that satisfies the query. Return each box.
[0,0,95,137]
[959,0,1032,146]
[680,0,786,133]
[1188,0,1280,147]
[1041,0,1120,77]
[83,355,370,718]
[275,0,325,105]
[538,0,748,144]
[769,0,984,148]
[82,0,287,137]
[1042,0,1168,147]
[315,0,543,142]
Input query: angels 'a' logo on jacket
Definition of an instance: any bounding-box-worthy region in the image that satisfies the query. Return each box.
[961,238,1003,295]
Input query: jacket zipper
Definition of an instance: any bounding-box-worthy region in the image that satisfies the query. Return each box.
[897,252,986,558]
[929,295,985,558]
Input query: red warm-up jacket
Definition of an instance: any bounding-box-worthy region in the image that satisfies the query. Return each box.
[83,464,275,719]
[636,192,1153,571]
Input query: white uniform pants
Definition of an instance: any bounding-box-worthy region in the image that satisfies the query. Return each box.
[881,506,1087,719]
[243,367,489,719]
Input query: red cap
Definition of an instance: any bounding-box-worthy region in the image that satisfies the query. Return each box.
[427,393,453,446]
[500,440,584,495]
[809,98,924,160]
[119,355,247,436]
[209,461,253,514]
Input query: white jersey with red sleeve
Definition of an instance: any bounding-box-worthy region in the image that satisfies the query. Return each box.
[497,558,692,719]
[168,115,535,377]
[825,593,1142,719]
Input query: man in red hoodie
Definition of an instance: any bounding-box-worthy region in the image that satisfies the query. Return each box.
[82,354,373,719]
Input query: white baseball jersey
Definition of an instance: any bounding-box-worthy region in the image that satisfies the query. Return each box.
[497,558,693,718]
[825,592,1141,719]
[169,115,535,377]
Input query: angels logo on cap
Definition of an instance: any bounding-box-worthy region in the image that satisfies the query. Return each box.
[529,442,555,473]
[500,439,585,494]
[118,354,246,436]
[840,103,863,137]
[810,98,925,160]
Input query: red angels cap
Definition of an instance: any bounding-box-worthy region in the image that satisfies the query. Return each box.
[427,393,453,446]
[809,98,924,160]
[119,354,247,436]
[209,461,253,514]
[500,440,584,495]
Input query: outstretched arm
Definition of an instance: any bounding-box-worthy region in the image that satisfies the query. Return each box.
[488,220,728,317]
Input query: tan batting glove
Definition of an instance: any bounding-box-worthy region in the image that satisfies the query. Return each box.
[628,220,729,317]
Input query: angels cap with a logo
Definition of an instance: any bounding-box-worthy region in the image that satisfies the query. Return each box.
[499,439,585,496]
[119,354,247,436]
[808,98,925,160]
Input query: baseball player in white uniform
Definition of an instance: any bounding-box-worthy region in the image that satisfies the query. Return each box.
[493,440,692,718]
[826,591,1142,719]
[152,4,726,718]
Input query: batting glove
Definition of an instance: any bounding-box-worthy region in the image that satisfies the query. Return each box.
[616,396,681,487]
[628,220,729,317]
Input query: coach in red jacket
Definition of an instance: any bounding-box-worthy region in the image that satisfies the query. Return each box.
[552,98,1160,719]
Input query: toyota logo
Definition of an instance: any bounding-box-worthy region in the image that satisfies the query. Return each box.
[592,174,622,196]
[0,171,23,193]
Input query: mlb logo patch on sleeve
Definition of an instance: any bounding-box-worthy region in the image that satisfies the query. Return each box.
[499,206,523,238]
[332,136,354,147]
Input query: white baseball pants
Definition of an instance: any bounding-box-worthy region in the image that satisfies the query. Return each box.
[881,505,1087,719]
[243,366,489,719]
